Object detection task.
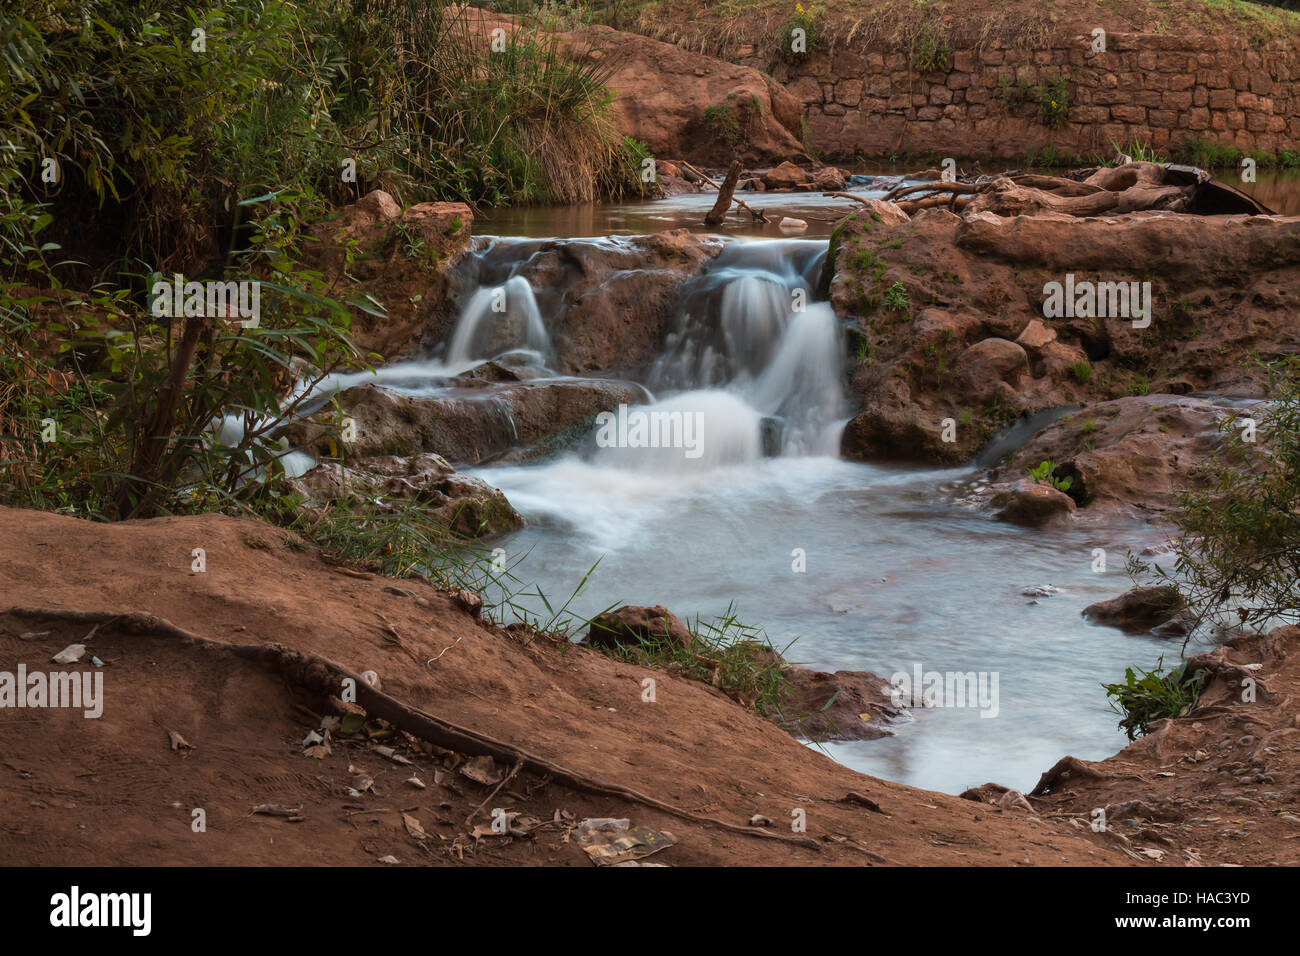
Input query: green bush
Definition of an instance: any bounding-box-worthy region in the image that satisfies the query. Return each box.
[778,7,821,66]
[1103,656,1206,740]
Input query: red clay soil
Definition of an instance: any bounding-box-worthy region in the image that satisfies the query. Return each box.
[0,505,1293,866]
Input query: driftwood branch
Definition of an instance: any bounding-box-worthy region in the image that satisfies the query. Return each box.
[6,605,820,850]
[682,159,768,223]
[705,160,743,226]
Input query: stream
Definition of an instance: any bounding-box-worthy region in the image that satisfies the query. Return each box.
[330,172,1267,794]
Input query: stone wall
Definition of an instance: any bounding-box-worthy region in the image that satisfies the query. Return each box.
[733,32,1298,160]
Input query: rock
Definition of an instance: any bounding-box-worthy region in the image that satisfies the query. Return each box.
[462,11,808,167]
[983,396,1235,515]
[997,789,1035,812]
[828,207,1300,466]
[586,605,695,651]
[778,217,808,231]
[763,162,809,190]
[954,338,1030,403]
[1015,318,1058,350]
[466,229,724,376]
[286,377,647,465]
[775,666,904,741]
[299,190,474,364]
[286,454,521,538]
[812,166,846,191]
[993,479,1076,527]
[1084,586,1188,633]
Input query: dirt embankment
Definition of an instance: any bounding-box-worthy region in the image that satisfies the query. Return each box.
[2,505,1297,866]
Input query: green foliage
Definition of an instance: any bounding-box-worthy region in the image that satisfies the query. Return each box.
[604,603,797,722]
[1028,459,1072,492]
[1070,360,1093,384]
[703,103,744,154]
[910,23,951,73]
[1103,656,1206,740]
[1129,357,1300,638]
[778,7,821,66]
[998,73,1070,129]
[882,280,909,312]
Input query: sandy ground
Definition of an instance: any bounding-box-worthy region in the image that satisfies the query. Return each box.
[0,505,1294,866]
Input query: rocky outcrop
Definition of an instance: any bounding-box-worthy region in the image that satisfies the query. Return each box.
[458,230,724,376]
[286,378,647,466]
[829,206,1300,464]
[299,190,474,364]
[288,454,522,538]
[462,9,808,168]
[981,395,1242,515]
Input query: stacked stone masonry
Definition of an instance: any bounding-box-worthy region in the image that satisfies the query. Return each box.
[738,32,1298,159]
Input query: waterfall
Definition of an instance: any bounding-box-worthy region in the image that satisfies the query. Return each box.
[446,274,549,365]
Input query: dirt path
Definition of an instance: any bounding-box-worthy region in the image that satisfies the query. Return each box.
[0,505,1289,866]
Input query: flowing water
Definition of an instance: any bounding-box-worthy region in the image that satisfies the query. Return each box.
[340,172,1278,792]
[351,233,1175,796]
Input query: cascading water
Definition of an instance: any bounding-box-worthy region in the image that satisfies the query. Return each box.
[326,233,1172,796]
[445,274,550,366]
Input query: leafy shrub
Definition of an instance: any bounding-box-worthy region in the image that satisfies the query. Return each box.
[1129,357,1300,637]
[882,280,909,312]
[778,5,821,66]
[1070,360,1094,384]
[1103,657,1206,740]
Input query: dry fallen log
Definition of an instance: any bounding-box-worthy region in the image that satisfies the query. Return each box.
[6,605,821,850]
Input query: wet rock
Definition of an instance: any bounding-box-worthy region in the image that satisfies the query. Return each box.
[993,479,1076,527]
[288,454,522,538]
[586,605,695,651]
[1083,586,1187,633]
[287,378,647,465]
[812,166,846,191]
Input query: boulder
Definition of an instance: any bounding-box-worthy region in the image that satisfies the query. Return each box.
[993,479,1077,527]
[775,666,904,742]
[763,162,810,190]
[954,338,1030,403]
[1084,586,1188,633]
[586,605,695,650]
[812,166,846,191]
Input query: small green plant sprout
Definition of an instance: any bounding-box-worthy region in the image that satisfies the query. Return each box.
[1028,459,1072,492]
[1102,656,1205,740]
[1069,359,1093,384]
[882,280,909,312]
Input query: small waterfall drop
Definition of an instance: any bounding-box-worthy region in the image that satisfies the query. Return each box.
[446,274,549,365]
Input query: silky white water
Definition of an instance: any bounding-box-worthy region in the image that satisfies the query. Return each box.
[368,235,1178,794]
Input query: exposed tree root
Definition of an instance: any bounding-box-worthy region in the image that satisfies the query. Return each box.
[5,605,822,850]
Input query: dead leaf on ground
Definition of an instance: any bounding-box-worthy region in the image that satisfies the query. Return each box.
[573,818,675,866]
[167,730,193,752]
[403,813,428,841]
[460,755,503,786]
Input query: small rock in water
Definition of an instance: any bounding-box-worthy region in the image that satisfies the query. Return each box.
[1020,584,1060,598]
[778,217,808,231]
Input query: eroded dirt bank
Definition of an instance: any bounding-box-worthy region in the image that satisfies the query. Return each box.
[1,506,1296,866]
